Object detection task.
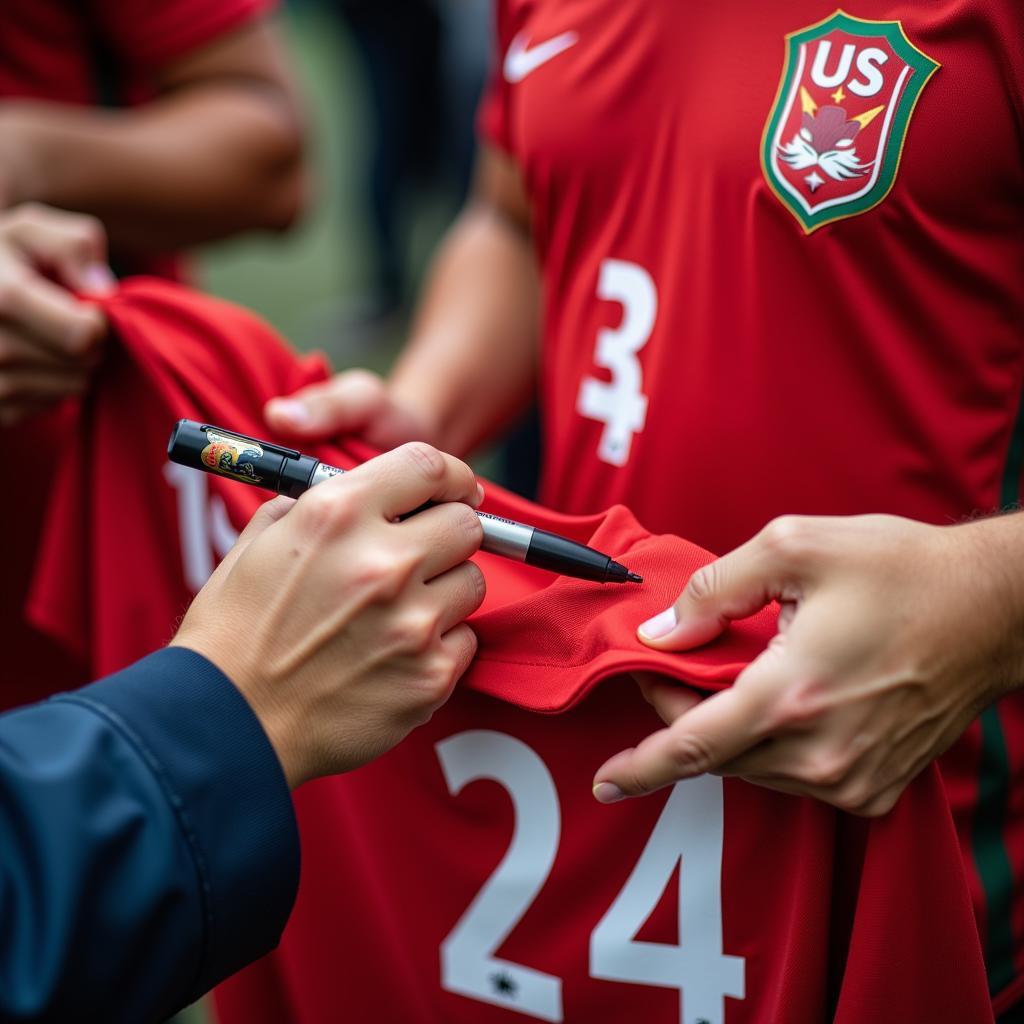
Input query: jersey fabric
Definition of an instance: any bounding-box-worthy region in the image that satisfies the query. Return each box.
[16,277,992,1022]
[0,0,273,105]
[478,0,1024,1011]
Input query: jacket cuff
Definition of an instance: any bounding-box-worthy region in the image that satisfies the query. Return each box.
[59,647,299,996]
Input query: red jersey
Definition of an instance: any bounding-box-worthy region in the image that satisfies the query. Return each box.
[24,277,989,1022]
[0,0,273,106]
[479,0,1024,1011]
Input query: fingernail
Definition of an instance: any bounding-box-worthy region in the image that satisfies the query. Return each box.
[474,483,485,507]
[639,607,677,640]
[593,782,625,804]
[268,399,310,426]
[81,264,117,295]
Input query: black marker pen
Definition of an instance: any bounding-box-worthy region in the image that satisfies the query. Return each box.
[167,419,643,585]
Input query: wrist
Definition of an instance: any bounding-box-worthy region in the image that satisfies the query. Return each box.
[944,513,1024,698]
[0,106,49,207]
[386,378,447,450]
[169,635,308,789]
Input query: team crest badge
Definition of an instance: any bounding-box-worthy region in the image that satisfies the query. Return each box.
[761,10,939,232]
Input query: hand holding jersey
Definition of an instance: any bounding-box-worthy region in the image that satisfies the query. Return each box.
[0,203,115,426]
[594,513,1024,816]
[172,443,486,789]
[265,368,435,453]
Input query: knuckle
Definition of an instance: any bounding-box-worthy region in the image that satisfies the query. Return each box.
[774,679,827,727]
[343,368,385,395]
[456,500,483,537]
[443,502,484,548]
[802,750,852,789]
[622,763,650,797]
[426,653,459,701]
[760,515,810,562]
[299,486,356,538]
[400,441,446,484]
[353,551,406,600]
[684,563,718,605]
[9,202,45,231]
[67,213,104,248]
[667,731,715,776]
[833,779,874,815]
[466,562,486,606]
[392,609,440,654]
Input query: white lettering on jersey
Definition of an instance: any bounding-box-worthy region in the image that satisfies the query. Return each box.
[848,48,889,97]
[810,40,856,88]
[436,731,745,1023]
[577,259,658,467]
[503,30,579,84]
[438,731,563,1021]
[591,775,745,1024]
[164,462,239,593]
[810,41,889,98]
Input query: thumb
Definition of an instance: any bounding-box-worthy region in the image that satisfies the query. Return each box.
[593,646,786,801]
[211,495,295,580]
[637,521,802,651]
[265,370,387,439]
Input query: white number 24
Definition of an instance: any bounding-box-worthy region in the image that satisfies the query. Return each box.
[436,731,745,1024]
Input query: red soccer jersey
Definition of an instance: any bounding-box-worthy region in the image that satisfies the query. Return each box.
[18,278,992,1023]
[0,0,272,106]
[478,0,1024,1010]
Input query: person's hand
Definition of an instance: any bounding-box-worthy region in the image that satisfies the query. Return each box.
[264,369,434,451]
[172,442,487,788]
[593,513,1024,816]
[0,203,115,427]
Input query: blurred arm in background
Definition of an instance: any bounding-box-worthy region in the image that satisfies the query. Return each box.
[265,144,538,458]
[0,18,305,254]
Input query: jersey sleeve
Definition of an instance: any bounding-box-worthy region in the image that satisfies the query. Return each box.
[476,0,516,155]
[93,0,277,73]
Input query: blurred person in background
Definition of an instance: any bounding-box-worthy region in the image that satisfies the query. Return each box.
[0,1,306,708]
[327,0,488,329]
[0,0,305,282]
[269,4,1024,1017]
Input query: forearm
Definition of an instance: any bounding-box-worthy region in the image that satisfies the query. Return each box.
[0,648,298,1021]
[389,200,540,458]
[0,86,304,252]
[949,510,1024,697]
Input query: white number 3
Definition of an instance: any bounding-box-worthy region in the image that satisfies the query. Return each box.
[576,259,658,467]
[437,730,745,1023]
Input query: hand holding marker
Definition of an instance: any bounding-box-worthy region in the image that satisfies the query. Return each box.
[167,420,643,585]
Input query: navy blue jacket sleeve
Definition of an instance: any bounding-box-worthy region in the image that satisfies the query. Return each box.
[0,647,299,1023]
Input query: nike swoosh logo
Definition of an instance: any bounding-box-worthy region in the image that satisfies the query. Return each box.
[503,30,579,83]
